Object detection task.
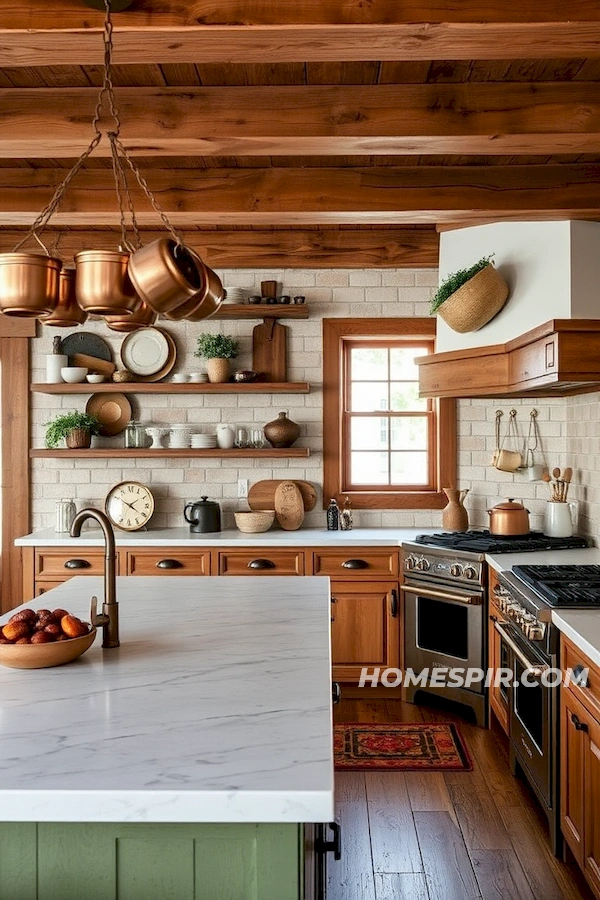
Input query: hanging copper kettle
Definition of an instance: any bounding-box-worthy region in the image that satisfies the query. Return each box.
[0,252,61,317]
[75,249,141,317]
[43,268,88,327]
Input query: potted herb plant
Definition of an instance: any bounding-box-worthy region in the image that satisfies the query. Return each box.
[430,255,509,333]
[194,333,239,383]
[45,411,101,450]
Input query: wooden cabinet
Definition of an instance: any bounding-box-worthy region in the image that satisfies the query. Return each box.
[125,550,210,576]
[330,580,400,682]
[311,548,398,579]
[487,568,510,735]
[216,549,304,576]
[561,635,600,898]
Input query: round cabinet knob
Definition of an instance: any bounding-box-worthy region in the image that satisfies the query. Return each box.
[404,555,417,570]
[450,564,463,577]
[416,557,430,571]
[463,566,477,580]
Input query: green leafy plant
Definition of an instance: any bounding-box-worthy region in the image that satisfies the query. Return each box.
[194,333,239,360]
[45,411,101,449]
[430,255,495,315]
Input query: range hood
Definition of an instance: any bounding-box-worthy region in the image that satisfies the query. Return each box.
[418,221,600,398]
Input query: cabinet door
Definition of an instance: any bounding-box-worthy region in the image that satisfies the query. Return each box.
[125,550,210,576]
[488,601,510,735]
[584,713,600,896]
[561,689,587,866]
[330,580,399,682]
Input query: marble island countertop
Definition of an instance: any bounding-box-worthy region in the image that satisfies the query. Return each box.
[0,576,334,824]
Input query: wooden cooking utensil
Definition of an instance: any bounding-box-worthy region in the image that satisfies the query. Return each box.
[73,353,116,376]
[252,319,287,382]
[274,481,305,531]
[563,467,573,500]
[552,467,561,480]
[248,479,317,512]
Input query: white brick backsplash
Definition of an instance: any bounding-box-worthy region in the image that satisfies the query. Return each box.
[31,268,586,537]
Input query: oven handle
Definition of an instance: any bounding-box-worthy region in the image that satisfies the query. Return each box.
[399,584,482,606]
[494,621,549,678]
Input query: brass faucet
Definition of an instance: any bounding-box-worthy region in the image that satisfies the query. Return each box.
[70,507,119,648]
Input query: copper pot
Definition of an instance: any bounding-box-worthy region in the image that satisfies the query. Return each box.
[105,300,157,332]
[74,250,140,316]
[488,498,530,535]
[127,238,205,315]
[42,268,88,327]
[166,259,225,322]
[0,252,61,317]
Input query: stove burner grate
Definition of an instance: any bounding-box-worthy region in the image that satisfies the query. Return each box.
[415,531,588,554]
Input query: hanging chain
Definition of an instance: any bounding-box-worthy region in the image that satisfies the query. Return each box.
[92,0,121,140]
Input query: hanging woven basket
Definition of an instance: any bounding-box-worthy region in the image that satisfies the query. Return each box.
[437,264,509,333]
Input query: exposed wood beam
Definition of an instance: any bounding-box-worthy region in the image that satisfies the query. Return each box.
[0,165,599,225]
[0,228,439,267]
[2,23,600,67]
[3,1,600,29]
[3,84,600,158]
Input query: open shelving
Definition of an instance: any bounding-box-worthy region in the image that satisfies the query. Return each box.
[30,448,311,460]
[31,382,310,395]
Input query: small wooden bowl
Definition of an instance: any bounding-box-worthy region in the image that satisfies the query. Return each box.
[234,510,275,533]
[0,627,97,669]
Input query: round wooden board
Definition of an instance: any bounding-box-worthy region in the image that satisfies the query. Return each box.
[248,479,316,512]
[274,481,305,531]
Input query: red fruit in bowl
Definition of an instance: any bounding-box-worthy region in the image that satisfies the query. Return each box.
[52,609,70,621]
[44,623,62,638]
[31,630,54,644]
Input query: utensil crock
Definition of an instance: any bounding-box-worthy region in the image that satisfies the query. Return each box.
[488,498,530,535]
[0,252,61,317]
[75,250,140,316]
[543,501,578,538]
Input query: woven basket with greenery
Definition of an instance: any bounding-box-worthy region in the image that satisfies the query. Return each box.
[431,258,509,333]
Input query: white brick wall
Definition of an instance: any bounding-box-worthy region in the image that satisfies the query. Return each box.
[565,391,600,541]
[30,268,573,535]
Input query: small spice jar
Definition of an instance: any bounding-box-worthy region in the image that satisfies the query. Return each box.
[124,420,147,449]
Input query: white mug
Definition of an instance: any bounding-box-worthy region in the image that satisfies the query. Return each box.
[527,464,546,482]
[216,424,235,449]
[493,448,523,473]
[543,501,578,538]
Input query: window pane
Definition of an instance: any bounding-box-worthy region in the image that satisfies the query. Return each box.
[390,347,425,380]
[351,452,389,485]
[351,382,388,412]
[390,382,427,411]
[391,417,428,451]
[350,347,388,381]
[391,452,429,484]
[350,416,389,451]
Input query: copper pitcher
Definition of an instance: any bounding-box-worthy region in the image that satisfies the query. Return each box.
[43,268,87,327]
[75,249,140,317]
[0,252,61,317]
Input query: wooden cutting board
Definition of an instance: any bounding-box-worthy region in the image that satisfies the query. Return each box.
[252,319,287,382]
[274,481,305,531]
[248,480,317,512]
[73,353,116,376]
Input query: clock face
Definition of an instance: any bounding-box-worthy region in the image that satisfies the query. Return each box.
[105,481,155,531]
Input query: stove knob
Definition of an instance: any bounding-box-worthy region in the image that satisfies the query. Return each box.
[463,566,478,580]
[525,622,545,641]
[416,557,431,572]
[493,584,510,597]
[450,564,463,577]
[404,555,417,571]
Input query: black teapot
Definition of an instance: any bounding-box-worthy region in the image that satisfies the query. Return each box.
[184,497,221,533]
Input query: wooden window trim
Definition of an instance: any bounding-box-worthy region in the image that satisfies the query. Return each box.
[323,318,456,510]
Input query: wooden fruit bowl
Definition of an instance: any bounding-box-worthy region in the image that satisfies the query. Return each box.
[0,627,97,669]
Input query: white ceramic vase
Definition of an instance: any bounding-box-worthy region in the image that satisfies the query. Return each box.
[216,424,235,449]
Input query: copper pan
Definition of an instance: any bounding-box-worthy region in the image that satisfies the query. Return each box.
[105,300,157,332]
[0,252,61,317]
[127,238,205,315]
[186,261,224,321]
[42,268,88,327]
[75,250,140,317]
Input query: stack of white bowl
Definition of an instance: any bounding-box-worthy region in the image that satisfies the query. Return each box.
[223,287,245,304]
[168,425,192,449]
[191,432,218,449]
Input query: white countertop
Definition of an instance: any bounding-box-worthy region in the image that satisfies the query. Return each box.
[552,609,600,668]
[485,546,600,574]
[0,576,334,824]
[15,526,432,547]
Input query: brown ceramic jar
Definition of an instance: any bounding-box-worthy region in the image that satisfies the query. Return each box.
[263,411,300,448]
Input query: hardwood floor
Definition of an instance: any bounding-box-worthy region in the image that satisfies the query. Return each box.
[329,697,594,900]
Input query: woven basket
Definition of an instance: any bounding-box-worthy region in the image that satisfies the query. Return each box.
[234,510,275,533]
[437,264,509,333]
[66,428,92,450]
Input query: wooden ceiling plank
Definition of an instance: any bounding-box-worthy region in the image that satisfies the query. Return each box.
[3,83,600,158]
[0,164,599,225]
[1,24,600,67]
[0,227,439,267]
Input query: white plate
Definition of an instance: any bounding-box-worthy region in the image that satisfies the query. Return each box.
[121,328,170,376]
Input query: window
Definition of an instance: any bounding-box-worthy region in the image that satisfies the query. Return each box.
[323,318,456,510]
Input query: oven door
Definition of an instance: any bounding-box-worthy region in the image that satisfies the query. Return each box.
[402,579,484,684]
[496,620,552,806]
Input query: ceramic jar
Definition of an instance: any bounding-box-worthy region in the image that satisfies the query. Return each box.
[263,411,300,448]
[216,424,235,449]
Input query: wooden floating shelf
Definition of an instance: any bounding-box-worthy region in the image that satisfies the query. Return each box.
[31,382,310,395]
[211,304,308,319]
[30,448,311,459]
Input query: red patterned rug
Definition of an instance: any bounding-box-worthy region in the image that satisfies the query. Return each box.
[334,722,473,772]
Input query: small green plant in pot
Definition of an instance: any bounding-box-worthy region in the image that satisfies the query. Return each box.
[430,254,509,333]
[45,411,101,450]
[195,333,239,383]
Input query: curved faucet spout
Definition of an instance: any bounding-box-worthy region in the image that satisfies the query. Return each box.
[70,508,119,648]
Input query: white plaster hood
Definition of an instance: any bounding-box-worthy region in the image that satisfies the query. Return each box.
[436,220,600,354]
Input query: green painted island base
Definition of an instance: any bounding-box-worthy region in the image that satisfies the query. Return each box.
[0,822,304,900]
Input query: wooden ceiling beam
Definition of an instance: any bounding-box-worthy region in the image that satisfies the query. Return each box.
[0,227,439,268]
[1,23,600,67]
[0,165,599,225]
[3,84,600,158]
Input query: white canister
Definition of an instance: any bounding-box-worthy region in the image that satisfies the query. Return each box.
[46,353,68,383]
[55,498,76,533]
[216,424,235,449]
[543,501,578,538]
